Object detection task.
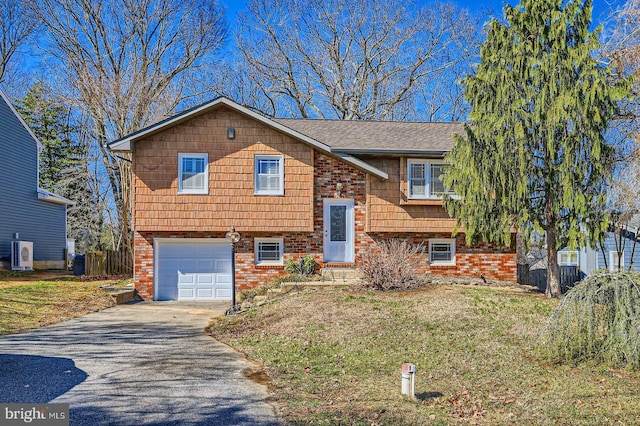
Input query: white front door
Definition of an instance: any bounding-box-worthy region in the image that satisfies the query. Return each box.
[323,199,355,263]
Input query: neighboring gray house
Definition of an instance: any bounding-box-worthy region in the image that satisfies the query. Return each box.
[558,215,640,275]
[0,89,74,270]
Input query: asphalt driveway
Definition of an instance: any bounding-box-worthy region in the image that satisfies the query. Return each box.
[0,302,279,425]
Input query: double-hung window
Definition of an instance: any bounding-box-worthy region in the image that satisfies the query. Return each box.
[408,159,455,199]
[255,155,284,195]
[558,251,579,267]
[429,239,456,266]
[178,153,208,194]
[255,238,284,266]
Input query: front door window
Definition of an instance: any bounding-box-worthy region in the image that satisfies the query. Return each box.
[323,200,354,263]
[330,205,347,242]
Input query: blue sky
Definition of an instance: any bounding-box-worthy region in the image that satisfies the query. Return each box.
[221,0,614,28]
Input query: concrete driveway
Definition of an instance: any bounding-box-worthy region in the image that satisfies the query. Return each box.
[0,302,279,425]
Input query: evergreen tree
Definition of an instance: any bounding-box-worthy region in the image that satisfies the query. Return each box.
[16,82,103,253]
[443,0,626,297]
[16,82,76,192]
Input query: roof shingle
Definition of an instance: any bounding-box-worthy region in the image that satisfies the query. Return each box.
[274,119,465,153]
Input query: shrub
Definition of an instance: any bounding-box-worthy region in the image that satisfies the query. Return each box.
[284,255,317,277]
[356,239,425,291]
[538,270,640,370]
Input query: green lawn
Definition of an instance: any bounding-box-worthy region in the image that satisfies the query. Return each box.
[0,274,117,335]
[209,285,640,425]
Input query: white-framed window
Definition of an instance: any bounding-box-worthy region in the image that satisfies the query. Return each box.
[558,251,579,266]
[255,238,284,266]
[178,153,208,194]
[429,238,456,266]
[255,155,284,195]
[407,159,455,199]
[609,250,625,271]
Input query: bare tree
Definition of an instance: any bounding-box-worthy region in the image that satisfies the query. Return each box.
[603,0,640,161]
[229,0,478,120]
[602,0,640,270]
[0,0,38,87]
[29,0,226,251]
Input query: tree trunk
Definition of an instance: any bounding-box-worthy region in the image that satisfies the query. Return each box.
[546,225,562,297]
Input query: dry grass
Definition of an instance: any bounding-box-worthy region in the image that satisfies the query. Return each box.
[0,271,118,335]
[209,284,640,425]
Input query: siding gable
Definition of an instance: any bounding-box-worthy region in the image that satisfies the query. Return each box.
[0,91,67,264]
[133,106,314,232]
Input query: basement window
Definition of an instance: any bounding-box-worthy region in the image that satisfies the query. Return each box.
[255,238,284,266]
[429,239,456,266]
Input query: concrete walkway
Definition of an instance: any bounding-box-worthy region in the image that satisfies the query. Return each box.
[0,302,279,425]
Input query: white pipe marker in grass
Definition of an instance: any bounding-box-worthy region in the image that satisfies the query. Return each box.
[401,363,416,398]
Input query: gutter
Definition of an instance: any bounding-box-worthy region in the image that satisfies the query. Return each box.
[333,148,450,157]
[37,188,76,206]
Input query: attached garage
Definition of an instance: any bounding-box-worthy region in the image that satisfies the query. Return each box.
[154,239,232,301]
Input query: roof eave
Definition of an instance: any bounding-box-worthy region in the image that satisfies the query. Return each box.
[109,97,389,179]
[37,188,76,206]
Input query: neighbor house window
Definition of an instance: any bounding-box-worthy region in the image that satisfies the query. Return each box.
[609,250,625,271]
[255,155,284,195]
[255,238,284,265]
[429,239,456,266]
[558,251,579,267]
[178,153,208,194]
[408,159,455,199]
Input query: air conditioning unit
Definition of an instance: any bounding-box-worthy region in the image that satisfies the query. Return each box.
[11,241,33,271]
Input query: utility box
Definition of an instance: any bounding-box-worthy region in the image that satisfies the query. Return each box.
[11,241,33,271]
[401,363,417,398]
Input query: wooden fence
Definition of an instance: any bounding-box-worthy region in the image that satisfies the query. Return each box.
[517,264,582,292]
[85,250,133,276]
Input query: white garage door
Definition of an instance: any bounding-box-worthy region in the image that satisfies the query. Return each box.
[155,239,232,301]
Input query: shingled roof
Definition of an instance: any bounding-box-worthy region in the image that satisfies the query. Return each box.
[274,119,465,155]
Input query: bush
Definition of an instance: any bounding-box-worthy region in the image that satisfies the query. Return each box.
[538,270,640,370]
[284,255,317,277]
[356,239,425,291]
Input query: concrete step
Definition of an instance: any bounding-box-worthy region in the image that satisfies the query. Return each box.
[266,288,286,299]
[281,280,356,291]
[110,290,136,304]
[320,268,361,282]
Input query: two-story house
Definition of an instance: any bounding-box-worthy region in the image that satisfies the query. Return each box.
[110,97,516,301]
[0,89,74,270]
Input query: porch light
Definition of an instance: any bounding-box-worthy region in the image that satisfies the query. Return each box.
[225,226,241,314]
[227,127,236,139]
[336,179,344,197]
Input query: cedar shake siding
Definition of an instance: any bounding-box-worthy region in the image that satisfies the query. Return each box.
[365,157,457,233]
[133,107,314,233]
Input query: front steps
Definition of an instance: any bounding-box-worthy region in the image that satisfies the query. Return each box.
[281,267,361,291]
[237,267,362,311]
[319,267,361,283]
